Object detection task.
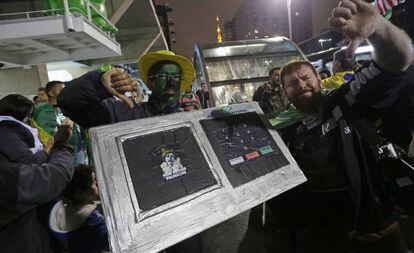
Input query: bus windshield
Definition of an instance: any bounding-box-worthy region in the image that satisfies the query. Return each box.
[205,54,302,82]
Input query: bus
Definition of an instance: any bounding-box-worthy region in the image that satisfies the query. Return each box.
[307,44,374,73]
[193,37,306,107]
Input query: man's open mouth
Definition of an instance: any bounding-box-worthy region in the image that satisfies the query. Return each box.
[299,91,311,96]
[163,89,177,95]
[297,89,313,97]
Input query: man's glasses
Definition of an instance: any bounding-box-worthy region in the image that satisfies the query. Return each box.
[148,74,182,82]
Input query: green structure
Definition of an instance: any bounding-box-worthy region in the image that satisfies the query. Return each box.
[42,0,118,34]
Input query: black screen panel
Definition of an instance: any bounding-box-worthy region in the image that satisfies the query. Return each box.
[122,126,217,211]
[200,112,289,187]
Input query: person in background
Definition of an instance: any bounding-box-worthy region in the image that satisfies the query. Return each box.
[196,82,210,109]
[49,164,109,253]
[180,90,201,111]
[229,85,247,104]
[32,81,87,164]
[0,120,74,253]
[33,95,40,104]
[0,94,52,164]
[322,48,357,89]
[253,67,288,118]
[37,87,49,103]
[319,69,331,80]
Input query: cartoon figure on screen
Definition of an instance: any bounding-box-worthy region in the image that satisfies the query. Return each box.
[160,147,187,180]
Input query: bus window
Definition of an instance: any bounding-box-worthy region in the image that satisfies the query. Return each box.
[194,37,306,106]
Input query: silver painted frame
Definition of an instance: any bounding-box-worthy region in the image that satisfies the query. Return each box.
[89,102,306,253]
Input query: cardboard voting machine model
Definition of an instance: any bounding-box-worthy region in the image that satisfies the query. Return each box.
[89,102,306,253]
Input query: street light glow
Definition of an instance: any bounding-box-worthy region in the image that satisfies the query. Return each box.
[287,0,292,40]
[341,45,374,54]
[268,37,284,42]
[318,38,332,47]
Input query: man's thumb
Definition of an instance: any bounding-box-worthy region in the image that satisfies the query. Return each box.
[102,68,117,83]
[347,38,362,58]
[117,94,134,109]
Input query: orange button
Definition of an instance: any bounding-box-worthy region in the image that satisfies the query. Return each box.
[245,151,260,160]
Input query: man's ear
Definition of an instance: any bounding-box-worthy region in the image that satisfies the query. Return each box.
[47,90,54,98]
[317,78,323,89]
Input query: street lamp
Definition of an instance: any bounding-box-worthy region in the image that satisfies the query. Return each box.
[287,0,292,40]
[318,38,332,49]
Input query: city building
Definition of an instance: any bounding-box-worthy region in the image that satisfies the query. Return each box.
[224,19,236,41]
[228,0,312,43]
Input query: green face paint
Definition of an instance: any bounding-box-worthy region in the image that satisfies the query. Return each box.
[150,63,182,105]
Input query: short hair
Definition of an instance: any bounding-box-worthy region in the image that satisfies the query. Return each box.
[269,67,282,77]
[37,87,46,92]
[280,60,318,86]
[45,81,63,97]
[33,96,39,102]
[62,165,94,200]
[0,94,33,121]
[333,49,356,70]
[147,61,181,78]
[319,69,331,78]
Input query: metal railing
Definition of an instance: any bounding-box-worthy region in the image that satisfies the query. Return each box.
[0,0,115,35]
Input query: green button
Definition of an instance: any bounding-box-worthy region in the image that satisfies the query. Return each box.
[260,145,273,155]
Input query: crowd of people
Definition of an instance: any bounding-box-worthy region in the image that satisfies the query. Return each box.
[0,0,413,252]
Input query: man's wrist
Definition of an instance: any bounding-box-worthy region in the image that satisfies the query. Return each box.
[368,15,387,44]
[99,72,112,98]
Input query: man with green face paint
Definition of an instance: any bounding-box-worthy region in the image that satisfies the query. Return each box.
[57,50,194,129]
[57,51,202,251]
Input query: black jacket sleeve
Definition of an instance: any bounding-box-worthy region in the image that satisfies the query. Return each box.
[58,70,150,129]
[337,62,410,111]
[15,143,74,209]
[0,143,74,222]
[57,70,112,128]
[328,62,414,149]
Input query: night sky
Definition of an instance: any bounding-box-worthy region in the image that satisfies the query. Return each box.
[154,0,243,59]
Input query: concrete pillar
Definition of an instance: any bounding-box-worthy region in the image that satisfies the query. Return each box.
[0,65,45,97]
[37,64,49,87]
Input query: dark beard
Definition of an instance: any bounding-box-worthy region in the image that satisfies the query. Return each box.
[293,91,324,113]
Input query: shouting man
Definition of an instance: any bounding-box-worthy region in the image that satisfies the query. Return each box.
[268,0,413,252]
